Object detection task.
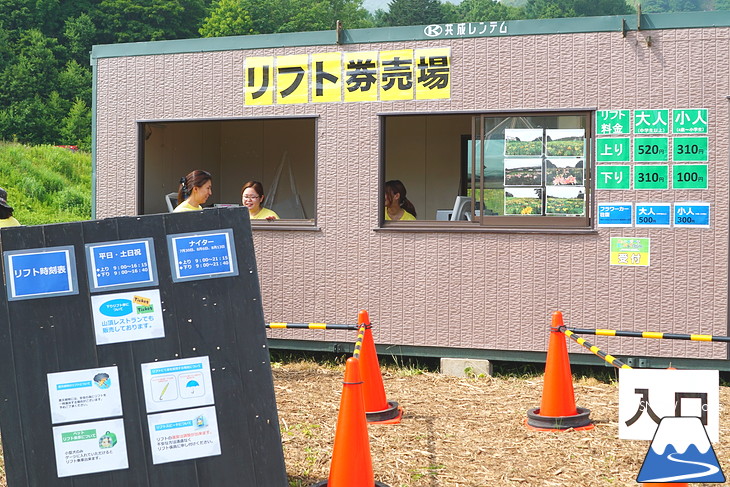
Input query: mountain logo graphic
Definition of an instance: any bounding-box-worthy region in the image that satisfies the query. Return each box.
[637,416,725,483]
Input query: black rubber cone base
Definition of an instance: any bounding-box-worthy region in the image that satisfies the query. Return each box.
[310,482,391,486]
[366,400,402,423]
[526,406,593,430]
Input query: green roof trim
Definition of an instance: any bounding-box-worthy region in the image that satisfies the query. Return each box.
[91,10,730,61]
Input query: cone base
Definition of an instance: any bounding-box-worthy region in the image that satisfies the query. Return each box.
[366,401,403,424]
[525,407,594,431]
[309,482,392,487]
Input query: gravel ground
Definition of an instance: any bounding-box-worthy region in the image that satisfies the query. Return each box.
[274,360,730,487]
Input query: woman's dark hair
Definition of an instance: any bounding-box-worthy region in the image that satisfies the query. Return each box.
[0,207,12,219]
[241,181,267,206]
[178,170,212,205]
[384,179,416,218]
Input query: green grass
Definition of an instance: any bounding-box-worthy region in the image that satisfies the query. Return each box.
[0,142,92,225]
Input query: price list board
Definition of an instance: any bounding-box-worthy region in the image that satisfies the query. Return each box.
[167,229,239,282]
[85,238,158,292]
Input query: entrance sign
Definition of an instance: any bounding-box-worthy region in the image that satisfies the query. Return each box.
[85,238,158,292]
[610,237,650,266]
[140,356,215,413]
[597,203,633,227]
[637,416,724,483]
[674,202,710,228]
[52,418,129,477]
[618,369,718,442]
[167,229,239,282]
[47,366,122,424]
[147,406,221,465]
[635,203,671,227]
[3,246,78,301]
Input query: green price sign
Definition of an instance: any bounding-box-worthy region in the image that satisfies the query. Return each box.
[672,108,708,134]
[596,110,630,135]
[634,109,669,134]
[634,165,668,189]
[596,165,631,189]
[672,137,708,162]
[634,137,668,162]
[596,137,630,162]
[672,164,708,189]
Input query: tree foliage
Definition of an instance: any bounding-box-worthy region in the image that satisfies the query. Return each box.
[384,0,447,25]
[0,0,721,149]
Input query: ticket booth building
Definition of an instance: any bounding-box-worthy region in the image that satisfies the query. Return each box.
[91,11,730,368]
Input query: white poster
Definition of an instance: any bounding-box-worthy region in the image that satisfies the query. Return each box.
[91,289,165,345]
[619,369,718,442]
[148,405,221,464]
[47,366,122,424]
[140,356,215,413]
[52,418,129,477]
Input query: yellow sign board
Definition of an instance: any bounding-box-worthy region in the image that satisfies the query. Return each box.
[244,48,451,105]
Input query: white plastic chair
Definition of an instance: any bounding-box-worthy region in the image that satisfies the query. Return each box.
[450,196,472,221]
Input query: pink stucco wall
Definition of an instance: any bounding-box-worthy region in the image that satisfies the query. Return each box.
[94,26,730,360]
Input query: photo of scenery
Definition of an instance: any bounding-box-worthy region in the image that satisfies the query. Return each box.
[546,129,585,157]
[504,158,542,186]
[504,187,542,215]
[504,129,543,156]
[545,186,585,215]
[545,158,584,185]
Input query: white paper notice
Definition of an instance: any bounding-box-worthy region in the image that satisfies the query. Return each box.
[148,405,221,464]
[140,356,215,413]
[618,368,719,442]
[91,289,166,345]
[53,418,129,477]
[47,366,123,424]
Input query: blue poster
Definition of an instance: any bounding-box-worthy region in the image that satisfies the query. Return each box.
[635,203,671,227]
[597,203,633,227]
[4,246,78,301]
[167,229,239,282]
[674,202,710,228]
[85,238,158,292]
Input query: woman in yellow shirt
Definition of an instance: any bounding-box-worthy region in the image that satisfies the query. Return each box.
[173,170,213,212]
[384,179,416,221]
[0,187,20,227]
[241,181,279,220]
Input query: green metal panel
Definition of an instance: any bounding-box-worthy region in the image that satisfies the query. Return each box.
[91,11,730,60]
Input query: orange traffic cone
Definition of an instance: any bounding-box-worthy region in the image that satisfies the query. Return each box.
[526,311,593,431]
[310,357,390,487]
[357,310,403,424]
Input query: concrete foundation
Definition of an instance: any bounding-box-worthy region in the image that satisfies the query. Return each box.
[440,358,493,378]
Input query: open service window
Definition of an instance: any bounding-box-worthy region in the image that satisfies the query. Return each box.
[381,111,592,229]
[140,117,315,225]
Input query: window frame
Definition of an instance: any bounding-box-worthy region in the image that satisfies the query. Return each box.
[138,116,319,230]
[379,109,596,234]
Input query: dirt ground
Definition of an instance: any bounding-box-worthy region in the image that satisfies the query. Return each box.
[274,360,730,487]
